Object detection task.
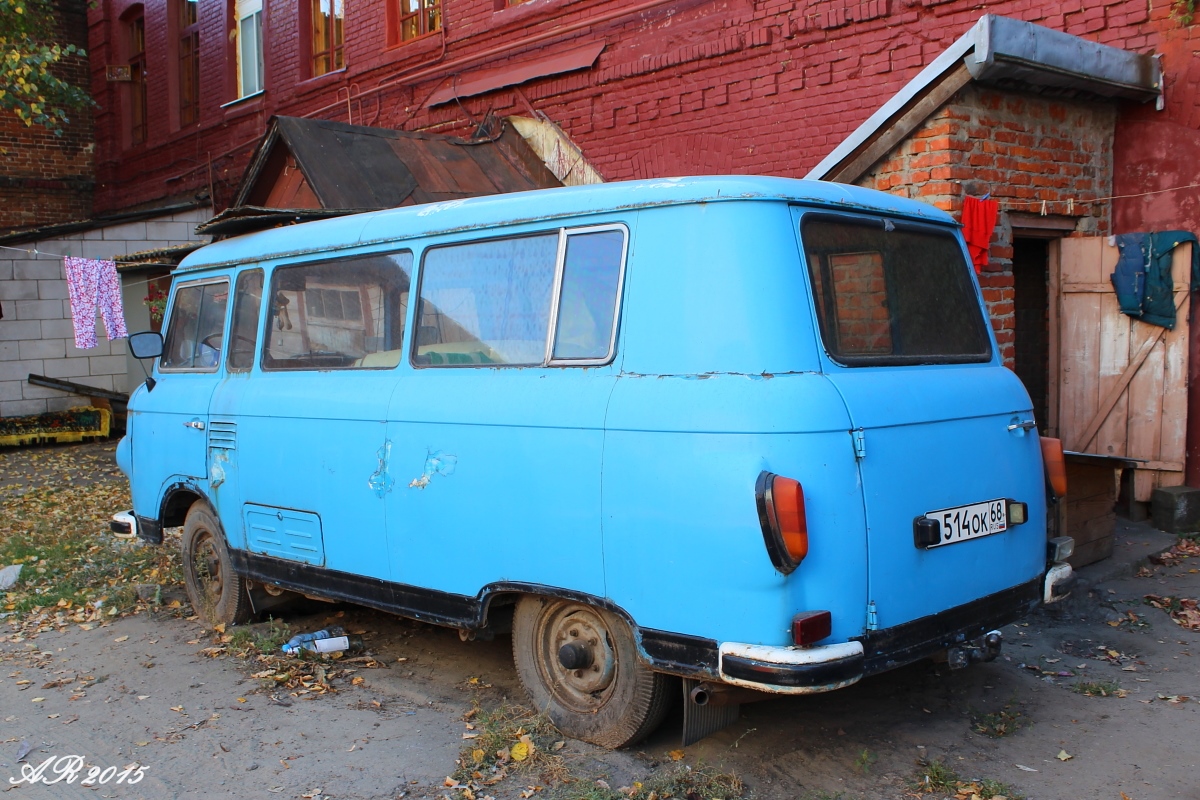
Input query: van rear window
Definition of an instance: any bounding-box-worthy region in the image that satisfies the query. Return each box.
[800,216,992,366]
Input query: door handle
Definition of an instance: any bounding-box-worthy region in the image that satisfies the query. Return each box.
[184,420,206,430]
[1007,420,1037,432]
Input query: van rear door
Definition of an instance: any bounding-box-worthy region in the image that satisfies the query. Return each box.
[797,212,1046,633]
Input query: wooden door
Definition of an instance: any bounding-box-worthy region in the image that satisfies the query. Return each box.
[1054,238,1190,501]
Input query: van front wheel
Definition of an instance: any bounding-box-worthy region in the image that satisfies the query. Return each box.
[182,502,251,626]
[512,596,671,748]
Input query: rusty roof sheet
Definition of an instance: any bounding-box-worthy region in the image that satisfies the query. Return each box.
[210,116,562,236]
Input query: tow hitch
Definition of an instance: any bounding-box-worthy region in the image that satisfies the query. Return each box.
[946,630,1003,670]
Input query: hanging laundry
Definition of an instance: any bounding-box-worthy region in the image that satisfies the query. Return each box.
[1111,231,1200,329]
[961,195,999,274]
[63,257,129,349]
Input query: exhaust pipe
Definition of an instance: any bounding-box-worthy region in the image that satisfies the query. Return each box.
[688,682,771,707]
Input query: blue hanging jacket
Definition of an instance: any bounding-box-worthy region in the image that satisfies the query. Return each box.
[1111,233,1147,318]
[1112,231,1200,330]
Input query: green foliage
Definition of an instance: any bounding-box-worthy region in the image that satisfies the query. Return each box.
[0,0,93,134]
[1173,0,1197,25]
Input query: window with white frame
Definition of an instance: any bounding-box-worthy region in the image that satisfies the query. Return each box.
[235,0,264,97]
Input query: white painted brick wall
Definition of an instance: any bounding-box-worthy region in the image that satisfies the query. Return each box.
[0,206,211,418]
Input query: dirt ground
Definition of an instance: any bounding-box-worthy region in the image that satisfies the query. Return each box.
[2,443,1199,800]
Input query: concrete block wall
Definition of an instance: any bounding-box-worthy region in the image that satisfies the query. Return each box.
[856,86,1115,367]
[0,207,210,417]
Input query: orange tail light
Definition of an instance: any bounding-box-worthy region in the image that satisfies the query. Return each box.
[755,472,809,574]
[1040,436,1068,498]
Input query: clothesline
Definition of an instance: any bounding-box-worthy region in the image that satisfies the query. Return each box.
[0,243,171,295]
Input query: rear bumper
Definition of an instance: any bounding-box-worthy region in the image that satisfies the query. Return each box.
[711,576,1043,693]
[718,641,864,694]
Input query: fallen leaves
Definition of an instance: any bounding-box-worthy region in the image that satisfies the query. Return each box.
[1144,595,1200,631]
[1056,750,1073,761]
[1149,538,1200,567]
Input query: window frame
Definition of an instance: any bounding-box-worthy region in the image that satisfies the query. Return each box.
[227,268,265,373]
[126,11,148,146]
[410,223,629,370]
[308,0,345,77]
[389,0,441,46]
[260,249,414,372]
[234,0,265,98]
[798,211,994,368]
[158,277,231,374]
[177,0,201,126]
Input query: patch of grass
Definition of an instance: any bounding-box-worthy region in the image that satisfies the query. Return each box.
[912,762,1023,799]
[453,702,568,789]
[633,764,745,800]
[971,698,1026,738]
[228,617,292,655]
[1073,680,1123,698]
[1,481,182,621]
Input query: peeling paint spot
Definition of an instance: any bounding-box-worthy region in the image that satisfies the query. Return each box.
[408,449,458,489]
[417,199,469,216]
[368,440,396,498]
[210,452,228,489]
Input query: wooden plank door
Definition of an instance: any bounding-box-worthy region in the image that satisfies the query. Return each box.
[1055,238,1190,501]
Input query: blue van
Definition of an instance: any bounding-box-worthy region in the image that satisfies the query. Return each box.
[118,176,1073,747]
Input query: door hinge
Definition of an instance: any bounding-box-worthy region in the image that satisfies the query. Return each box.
[851,428,866,460]
[866,600,879,631]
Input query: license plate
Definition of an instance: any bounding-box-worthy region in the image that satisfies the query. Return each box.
[924,499,1007,548]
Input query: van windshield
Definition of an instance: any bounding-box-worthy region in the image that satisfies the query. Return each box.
[800,215,992,366]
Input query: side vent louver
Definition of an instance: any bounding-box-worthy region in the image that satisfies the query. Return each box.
[208,420,237,451]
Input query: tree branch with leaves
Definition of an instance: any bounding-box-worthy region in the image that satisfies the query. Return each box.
[0,0,92,134]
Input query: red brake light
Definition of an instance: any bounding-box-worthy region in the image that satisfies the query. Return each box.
[792,610,832,646]
[755,471,809,574]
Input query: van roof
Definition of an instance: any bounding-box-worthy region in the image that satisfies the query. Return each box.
[177,175,956,272]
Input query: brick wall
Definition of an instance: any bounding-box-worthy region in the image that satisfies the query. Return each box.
[83,0,1198,233]
[856,86,1116,366]
[0,0,95,235]
[0,208,210,416]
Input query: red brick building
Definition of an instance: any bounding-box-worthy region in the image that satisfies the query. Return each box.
[0,0,94,234]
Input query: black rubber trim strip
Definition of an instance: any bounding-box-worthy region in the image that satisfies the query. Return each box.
[640,629,719,676]
[135,515,162,544]
[855,576,1043,675]
[721,652,864,688]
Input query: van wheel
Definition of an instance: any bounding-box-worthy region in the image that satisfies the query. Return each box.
[512,596,671,748]
[182,502,251,626]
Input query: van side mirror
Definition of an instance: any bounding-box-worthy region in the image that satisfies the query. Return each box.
[128,331,164,359]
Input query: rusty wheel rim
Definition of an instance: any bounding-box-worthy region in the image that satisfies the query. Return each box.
[190,530,224,611]
[533,602,618,713]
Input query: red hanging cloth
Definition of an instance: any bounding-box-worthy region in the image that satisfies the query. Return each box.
[961,196,999,274]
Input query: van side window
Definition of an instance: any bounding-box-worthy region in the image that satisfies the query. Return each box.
[552,230,624,361]
[414,226,627,367]
[262,251,412,371]
[415,234,559,366]
[227,269,264,372]
[801,216,992,366]
[161,281,229,371]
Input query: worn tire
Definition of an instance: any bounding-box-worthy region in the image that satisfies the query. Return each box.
[512,596,672,748]
[182,501,251,626]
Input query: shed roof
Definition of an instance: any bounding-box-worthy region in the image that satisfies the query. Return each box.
[198,116,562,236]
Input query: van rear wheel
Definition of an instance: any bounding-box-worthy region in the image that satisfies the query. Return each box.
[182,502,251,626]
[512,596,671,748]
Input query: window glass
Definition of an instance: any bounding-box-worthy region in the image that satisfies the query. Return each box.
[236,0,264,97]
[263,252,411,370]
[415,235,558,366]
[311,0,344,76]
[227,269,263,372]
[177,0,200,126]
[395,0,440,43]
[801,216,992,366]
[161,282,229,370]
[552,230,624,360]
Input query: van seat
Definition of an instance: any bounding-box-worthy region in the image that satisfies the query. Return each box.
[352,349,404,368]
